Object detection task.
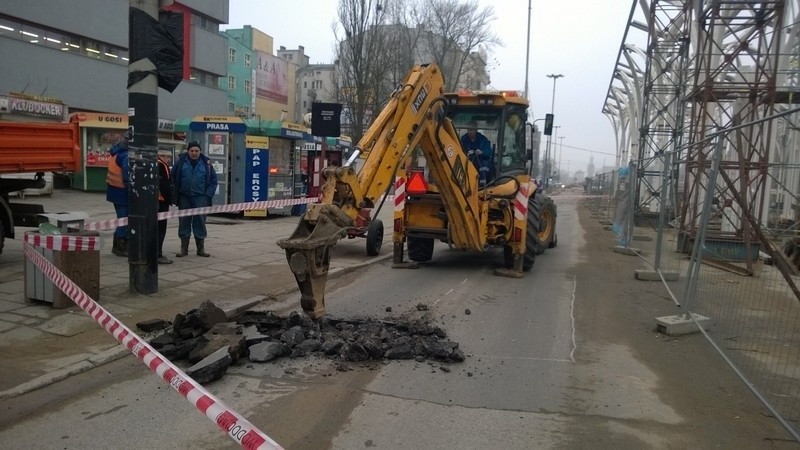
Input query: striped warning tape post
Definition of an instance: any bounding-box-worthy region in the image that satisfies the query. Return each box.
[24,232,102,251]
[21,242,283,450]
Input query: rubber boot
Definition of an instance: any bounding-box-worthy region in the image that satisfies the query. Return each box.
[117,238,128,257]
[158,254,173,265]
[111,236,121,256]
[196,239,210,257]
[176,238,189,257]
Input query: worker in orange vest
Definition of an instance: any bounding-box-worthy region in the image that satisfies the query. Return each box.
[105,141,129,256]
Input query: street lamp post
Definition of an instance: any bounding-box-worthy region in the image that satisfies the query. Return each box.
[558,136,565,183]
[544,73,563,190]
[551,125,561,182]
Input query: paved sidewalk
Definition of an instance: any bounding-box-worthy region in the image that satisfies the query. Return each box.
[0,188,393,398]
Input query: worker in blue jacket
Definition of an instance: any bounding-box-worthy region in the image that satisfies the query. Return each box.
[171,141,218,257]
[460,120,493,186]
[105,141,130,256]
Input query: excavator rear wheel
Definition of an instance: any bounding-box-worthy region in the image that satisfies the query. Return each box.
[531,194,557,255]
[407,237,434,262]
[523,195,542,271]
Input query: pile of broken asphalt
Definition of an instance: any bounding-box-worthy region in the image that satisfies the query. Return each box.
[139,300,466,384]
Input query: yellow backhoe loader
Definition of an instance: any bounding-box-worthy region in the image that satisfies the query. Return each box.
[279,64,557,319]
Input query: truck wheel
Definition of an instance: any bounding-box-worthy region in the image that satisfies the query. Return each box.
[366,219,383,256]
[523,196,542,271]
[531,194,557,255]
[407,237,434,262]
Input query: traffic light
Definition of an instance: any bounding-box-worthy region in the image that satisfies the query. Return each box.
[544,113,554,136]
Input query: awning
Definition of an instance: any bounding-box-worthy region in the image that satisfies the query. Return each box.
[173,117,192,133]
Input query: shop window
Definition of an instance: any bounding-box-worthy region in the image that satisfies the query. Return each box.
[0,17,17,37]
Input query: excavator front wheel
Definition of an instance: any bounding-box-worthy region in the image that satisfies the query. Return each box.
[366,219,384,256]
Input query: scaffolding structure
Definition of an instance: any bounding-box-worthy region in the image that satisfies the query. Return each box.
[680,1,785,274]
[601,1,800,440]
[635,1,692,222]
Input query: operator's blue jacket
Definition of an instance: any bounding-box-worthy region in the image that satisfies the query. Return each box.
[171,152,218,204]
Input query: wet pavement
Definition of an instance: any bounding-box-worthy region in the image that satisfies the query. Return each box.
[0,188,394,398]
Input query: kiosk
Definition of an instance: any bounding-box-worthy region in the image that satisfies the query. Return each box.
[184,116,247,206]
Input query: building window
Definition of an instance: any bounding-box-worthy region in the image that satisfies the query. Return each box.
[228,75,236,90]
[191,13,219,32]
[229,47,236,63]
[228,102,235,112]
[244,79,252,94]
[303,81,307,88]
[244,53,251,67]
[0,17,129,65]
[192,69,219,87]
[303,101,307,108]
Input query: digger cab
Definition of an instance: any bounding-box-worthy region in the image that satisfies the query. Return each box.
[444,90,530,186]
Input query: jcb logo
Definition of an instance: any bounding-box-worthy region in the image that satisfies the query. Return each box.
[411,86,428,115]
[451,155,467,192]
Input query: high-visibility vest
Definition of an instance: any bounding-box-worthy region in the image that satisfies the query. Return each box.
[106,154,125,188]
[157,158,170,202]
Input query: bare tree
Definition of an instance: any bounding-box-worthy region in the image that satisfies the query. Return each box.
[418,0,500,91]
[381,2,424,88]
[333,0,500,142]
[334,0,393,143]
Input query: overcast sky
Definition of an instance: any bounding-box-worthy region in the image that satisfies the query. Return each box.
[225,0,637,176]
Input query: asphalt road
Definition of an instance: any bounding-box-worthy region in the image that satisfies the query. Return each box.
[0,193,796,449]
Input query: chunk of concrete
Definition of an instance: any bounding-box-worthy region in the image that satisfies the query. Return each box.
[248,341,286,362]
[188,330,246,363]
[242,325,270,346]
[655,313,710,336]
[280,326,305,346]
[136,318,168,332]
[186,346,232,384]
[613,246,640,255]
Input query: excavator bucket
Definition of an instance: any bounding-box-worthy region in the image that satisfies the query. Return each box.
[277,204,353,319]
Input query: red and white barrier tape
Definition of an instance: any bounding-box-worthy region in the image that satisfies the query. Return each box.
[78,192,599,233]
[22,243,282,450]
[84,196,320,231]
[24,232,101,251]
[549,194,606,200]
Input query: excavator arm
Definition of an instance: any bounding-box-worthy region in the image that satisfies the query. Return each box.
[278,64,485,319]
